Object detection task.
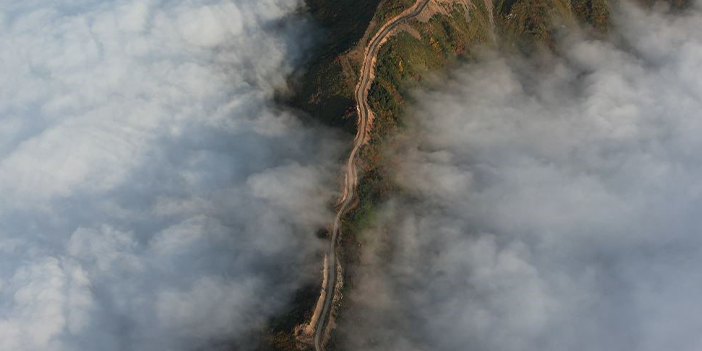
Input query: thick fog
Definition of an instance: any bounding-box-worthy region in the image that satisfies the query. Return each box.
[345,2,702,351]
[0,0,342,350]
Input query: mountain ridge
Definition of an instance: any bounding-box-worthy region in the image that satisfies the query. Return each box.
[261,1,692,350]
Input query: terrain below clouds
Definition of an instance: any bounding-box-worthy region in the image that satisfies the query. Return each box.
[3,1,701,351]
[343,3,702,351]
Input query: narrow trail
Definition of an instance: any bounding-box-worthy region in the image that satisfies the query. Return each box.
[312,1,432,350]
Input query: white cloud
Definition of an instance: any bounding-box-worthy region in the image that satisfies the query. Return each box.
[0,0,342,350]
[345,4,702,351]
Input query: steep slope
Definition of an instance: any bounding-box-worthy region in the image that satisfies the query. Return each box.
[263,0,692,350]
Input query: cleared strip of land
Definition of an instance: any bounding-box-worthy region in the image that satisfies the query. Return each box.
[307,1,432,350]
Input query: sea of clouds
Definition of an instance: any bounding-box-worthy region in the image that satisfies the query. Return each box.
[0,0,342,350]
[344,2,702,351]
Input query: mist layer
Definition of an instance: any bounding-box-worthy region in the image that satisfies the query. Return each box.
[0,1,341,350]
[346,3,702,351]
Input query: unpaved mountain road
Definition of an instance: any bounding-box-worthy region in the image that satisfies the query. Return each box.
[312,1,432,350]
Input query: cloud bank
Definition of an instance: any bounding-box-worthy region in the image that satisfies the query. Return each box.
[0,0,341,350]
[344,3,702,351]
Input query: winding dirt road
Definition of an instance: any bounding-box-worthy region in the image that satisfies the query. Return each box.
[312,1,431,350]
